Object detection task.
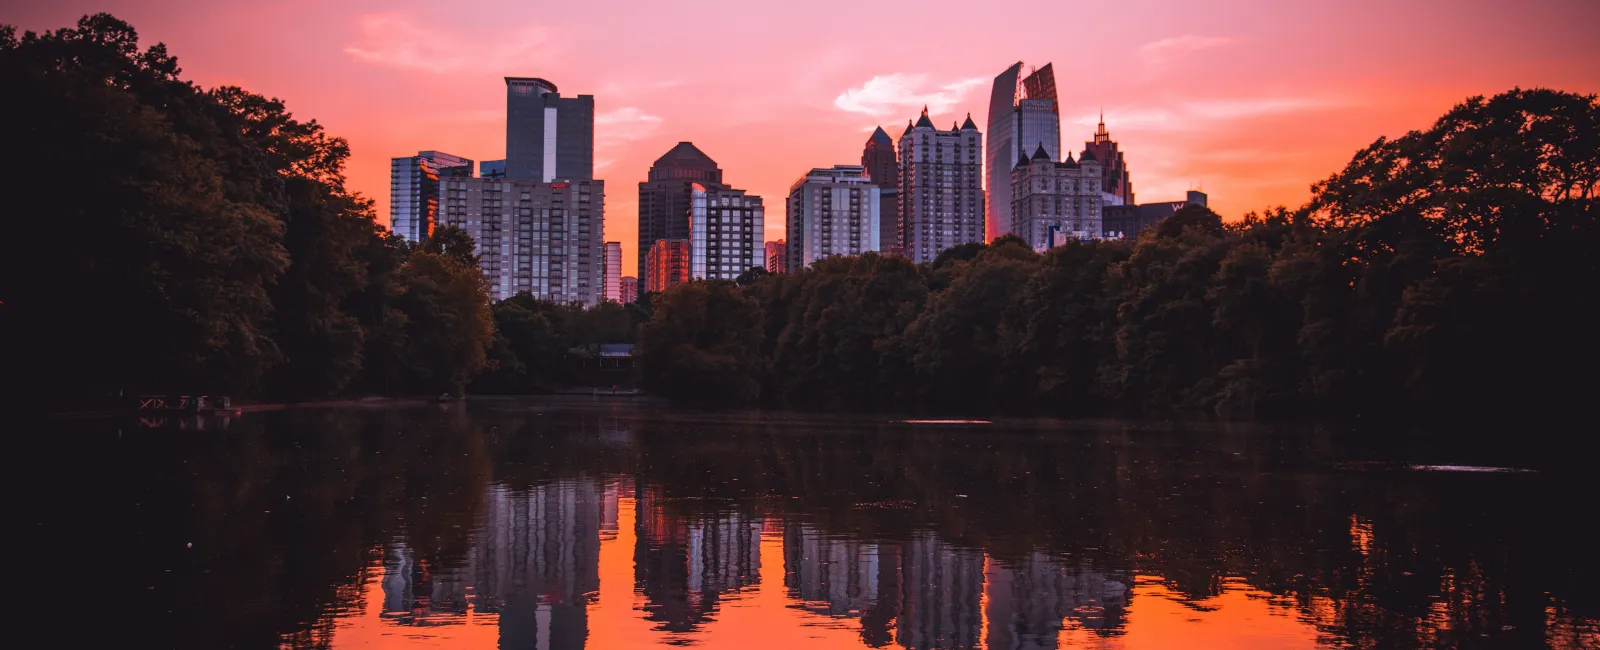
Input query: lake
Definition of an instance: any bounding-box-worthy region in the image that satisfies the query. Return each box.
[42,397,1596,649]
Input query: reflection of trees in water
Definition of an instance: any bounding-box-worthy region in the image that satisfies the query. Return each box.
[62,402,1600,649]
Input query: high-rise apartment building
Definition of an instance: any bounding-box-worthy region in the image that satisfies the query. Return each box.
[603,241,622,302]
[898,108,984,264]
[786,165,880,270]
[437,177,606,305]
[689,183,764,281]
[638,142,724,291]
[1080,114,1135,206]
[390,151,473,241]
[861,127,901,251]
[646,239,690,293]
[986,62,1061,241]
[765,240,787,274]
[619,277,638,304]
[1010,146,1103,250]
[505,77,594,182]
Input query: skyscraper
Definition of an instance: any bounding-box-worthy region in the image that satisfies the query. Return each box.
[861,127,901,251]
[390,150,473,242]
[1011,146,1103,250]
[603,242,622,302]
[689,183,764,281]
[786,165,880,270]
[505,77,594,182]
[437,177,605,305]
[986,62,1061,242]
[619,277,638,304]
[646,239,690,293]
[1080,114,1135,206]
[764,240,787,274]
[899,108,984,264]
[421,75,605,305]
[637,142,724,291]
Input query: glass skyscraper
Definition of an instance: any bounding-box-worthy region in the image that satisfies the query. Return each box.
[389,150,473,242]
[505,77,594,182]
[985,62,1061,242]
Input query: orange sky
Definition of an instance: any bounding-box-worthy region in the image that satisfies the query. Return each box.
[10,0,1599,272]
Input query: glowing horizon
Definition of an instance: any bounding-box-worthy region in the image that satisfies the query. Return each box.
[9,0,1598,273]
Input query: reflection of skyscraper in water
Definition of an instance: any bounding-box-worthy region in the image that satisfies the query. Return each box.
[782,524,904,647]
[634,486,764,634]
[984,553,1133,649]
[378,479,616,650]
[898,534,985,650]
[784,523,881,616]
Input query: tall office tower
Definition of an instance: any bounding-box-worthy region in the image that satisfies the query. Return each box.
[689,183,764,281]
[619,277,638,304]
[786,165,880,270]
[1080,113,1135,206]
[604,241,622,302]
[861,127,901,251]
[504,77,594,182]
[437,177,606,305]
[637,142,724,291]
[764,240,787,274]
[1011,145,1103,250]
[390,150,474,241]
[646,239,690,293]
[986,62,1061,241]
[898,108,984,264]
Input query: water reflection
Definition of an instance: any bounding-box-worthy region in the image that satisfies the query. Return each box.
[42,399,1599,649]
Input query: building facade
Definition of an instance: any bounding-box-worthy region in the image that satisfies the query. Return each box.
[986,62,1061,242]
[1081,115,1134,206]
[862,127,901,251]
[603,241,622,302]
[1103,190,1209,239]
[764,240,787,274]
[619,276,638,304]
[690,184,764,281]
[437,178,606,305]
[646,239,690,293]
[898,108,984,264]
[638,142,724,291]
[504,77,594,183]
[786,165,880,270]
[479,159,506,179]
[1011,146,1103,250]
[390,150,473,242]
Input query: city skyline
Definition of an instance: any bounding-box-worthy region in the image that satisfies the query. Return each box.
[8,0,1597,274]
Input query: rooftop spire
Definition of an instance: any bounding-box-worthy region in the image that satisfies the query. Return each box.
[914,106,935,129]
[1095,109,1111,143]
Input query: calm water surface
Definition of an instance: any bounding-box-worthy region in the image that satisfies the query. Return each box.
[43,398,1597,649]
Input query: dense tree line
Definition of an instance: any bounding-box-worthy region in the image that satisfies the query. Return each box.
[638,88,1599,422]
[1,15,497,405]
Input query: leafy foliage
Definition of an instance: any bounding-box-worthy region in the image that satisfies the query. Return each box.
[1,15,493,404]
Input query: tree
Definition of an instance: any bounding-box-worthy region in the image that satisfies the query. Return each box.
[636,281,764,404]
[392,227,494,395]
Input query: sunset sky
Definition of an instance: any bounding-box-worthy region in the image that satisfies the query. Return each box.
[10,0,1599,272]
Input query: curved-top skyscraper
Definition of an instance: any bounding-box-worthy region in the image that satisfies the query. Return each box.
[985,62,1061,242]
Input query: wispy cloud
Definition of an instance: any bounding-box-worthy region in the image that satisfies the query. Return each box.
[1139,35,1233,65]
[344,13,552,72]
[1067,95,1350,131]
[594,107,664,170]
[834,73,986,117]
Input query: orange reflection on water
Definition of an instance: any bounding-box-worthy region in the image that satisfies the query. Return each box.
[320,489,1342,649]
